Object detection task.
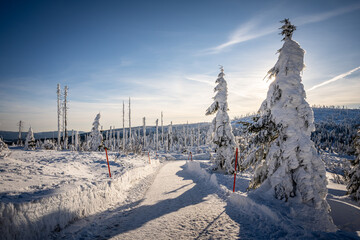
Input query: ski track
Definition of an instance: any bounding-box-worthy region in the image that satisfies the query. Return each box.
[55,161,240,239]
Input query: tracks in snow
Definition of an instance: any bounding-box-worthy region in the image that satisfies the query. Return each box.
[54,161,240,239]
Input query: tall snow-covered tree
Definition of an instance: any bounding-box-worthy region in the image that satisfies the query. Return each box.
[24,127,36,150]
[88,113,103,151]
[347,128,360,202]
[242,19,328,210]
[206,67,236,173]
[0,138,9,152]
[75,131,79,151]
[17,120,23,146]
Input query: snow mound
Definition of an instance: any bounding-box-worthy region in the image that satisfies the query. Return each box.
[184,161,359,239]
[0,150,160,240]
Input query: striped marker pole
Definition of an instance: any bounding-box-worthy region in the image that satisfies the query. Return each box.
[105,147,112,178]
[233,148,238,192]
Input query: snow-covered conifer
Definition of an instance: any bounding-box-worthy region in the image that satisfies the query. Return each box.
[206,67,236,173]
[88,113,103,151]
[347,128,360,202]
[0,138,8,152]
[242,19,328,210]
[0,138,10,158]
[24,127,36,150]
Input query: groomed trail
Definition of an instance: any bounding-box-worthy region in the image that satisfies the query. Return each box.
[55,161,240,239]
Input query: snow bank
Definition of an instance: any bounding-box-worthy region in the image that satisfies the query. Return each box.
[185,161,279,222]
[184,161,359,239]
[0,150,160,240]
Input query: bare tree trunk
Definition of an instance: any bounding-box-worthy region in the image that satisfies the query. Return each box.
[143,117,146,149]
[170,121,173,151]
[161,111,164,147]
[122,101,125,151]
[197,124,200,147]
[129,97,131,149]
[156,119,159,151]
[57,84,61,149]
[63,86,68,149]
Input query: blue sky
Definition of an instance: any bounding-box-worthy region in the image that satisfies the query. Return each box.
[0,0,359,132]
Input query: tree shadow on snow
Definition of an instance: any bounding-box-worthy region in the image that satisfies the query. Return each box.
[56,164,217,239]
[224,191,360,239]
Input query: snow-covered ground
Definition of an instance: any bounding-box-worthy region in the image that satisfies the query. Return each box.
[1,149,359,239]
[185,160,360,239]
[0,148,160,240]
[55,161,240,239]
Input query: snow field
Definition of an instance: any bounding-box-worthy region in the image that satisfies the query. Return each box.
[0,150,160,240]
[185,160,359,239]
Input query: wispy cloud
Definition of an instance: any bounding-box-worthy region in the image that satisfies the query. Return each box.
[203,3,360,55]
[185,74,214,86]
[294,3,360,25]
[201,19,276,55]
[307,66,360,92]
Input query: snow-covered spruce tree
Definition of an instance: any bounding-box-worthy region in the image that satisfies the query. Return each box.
[88,113,103,151]
[24,127,36,150]
[206,67,236,173]
[0,138,8,152]
[347,128,360,202]
[242,19,328,210]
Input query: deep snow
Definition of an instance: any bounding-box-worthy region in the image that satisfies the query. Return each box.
[56,161,241,239]
[1,149,359,239]
[0,149,160,240]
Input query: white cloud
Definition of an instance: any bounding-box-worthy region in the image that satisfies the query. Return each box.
[201,19,276,55]
[307,75,360,107]
[294,3,360,25]
[203,3,360,55]
[307,66,360,92]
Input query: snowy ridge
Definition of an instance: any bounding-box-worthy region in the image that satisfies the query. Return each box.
[0,154,160,240]
[184,161,359,239]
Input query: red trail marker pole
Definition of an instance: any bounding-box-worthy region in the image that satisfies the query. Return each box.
[105,147,112,178]
[233,148,238,192]
[148,151,151,164]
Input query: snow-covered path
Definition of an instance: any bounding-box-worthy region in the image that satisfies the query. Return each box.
[56,161,240,239]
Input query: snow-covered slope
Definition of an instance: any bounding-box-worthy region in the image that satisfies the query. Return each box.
[313,107,360,124]
[185,159,360,238]
[0,149,160,240]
